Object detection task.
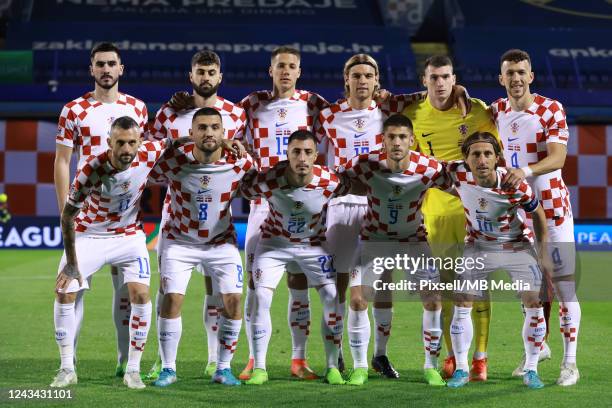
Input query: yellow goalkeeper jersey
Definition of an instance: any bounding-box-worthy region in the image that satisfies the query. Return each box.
[402,96,499,216]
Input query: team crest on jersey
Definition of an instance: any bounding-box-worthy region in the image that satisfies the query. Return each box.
[511,122,520,135]
[458,124,468,137]
[392,185,403,196]
[478,198,488,211]
[119,181,131,192]
[353,118,366,131]
[254,268,263,281]
[277,108,288,120]
[200,175,211,188]
[294,201,304,209]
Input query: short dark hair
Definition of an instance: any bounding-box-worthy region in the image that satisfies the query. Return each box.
[500,49,532,68]
[271,45,300,61]
[90,42,121,61]
[192,107,222,123]
[288,129,317,146]
[110,116,139,132]
[423,55,453,75]
[461,132,502,157]
[191,50,221,68]
[383,114,413,132]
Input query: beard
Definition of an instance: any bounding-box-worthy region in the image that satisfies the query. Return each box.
[192,81,220,98]
[197,138,220,154]
[95,75,118,90]
[118,152,136,166]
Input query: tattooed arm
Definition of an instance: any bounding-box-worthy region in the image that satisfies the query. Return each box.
[56,203,83,291]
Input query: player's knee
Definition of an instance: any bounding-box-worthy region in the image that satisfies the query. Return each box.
[287,272,308,290]
[349,291,368,311]
[56,292,76,304]
[247,273,255,290]
[317,283,337,306]
[127,282,150,304]
[222,293,241,319]
[254,287,274,311]
[161,292,183,318]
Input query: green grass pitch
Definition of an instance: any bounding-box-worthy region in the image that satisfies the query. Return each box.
[1,250,610,407]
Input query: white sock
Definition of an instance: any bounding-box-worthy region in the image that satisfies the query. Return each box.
[111,275,131,364]
[288,288,310,360]
[127,302,152,373]
[244,286,255,360]
[559,301,581,365]
[337,300,346,361]
[252,287,273,370]
[73,290,85,357]
[450,306,473,371]
[523,307,546,372]
[348,308,370,369]
[319,285,340,368]
[203,294,222,365]
[373,307,392,357]
[423,308,442,369]
[54,301,76,371]
[159,316,182,371]
[217,316,242,370]
[154,290,163,358]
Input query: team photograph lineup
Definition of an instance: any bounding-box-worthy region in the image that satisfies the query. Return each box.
[46,41,581,393]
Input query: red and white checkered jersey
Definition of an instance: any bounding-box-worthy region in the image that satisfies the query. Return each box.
[340,150,450,241]
[239,89,328,170]
[447,161,539,247]
[56,92,148,168]
[240,162,349,245]
[149,96,246,141]
[491,94,571,226]
[67,139,169,236]
[317,99,385,205]
[150,143,255,245]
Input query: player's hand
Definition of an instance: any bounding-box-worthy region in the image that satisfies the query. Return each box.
[373,88,391,105]
[501,168,526,190]
[169,91,195,111]
[222,139,247,158]
[453,85,472,118]
[56,263,82,292]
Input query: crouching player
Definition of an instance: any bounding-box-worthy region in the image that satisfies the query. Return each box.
[338,114,451,386]
[446,132,553,389]
[148,108,255,387]
[52,117,171,389]
[241,130,350,385]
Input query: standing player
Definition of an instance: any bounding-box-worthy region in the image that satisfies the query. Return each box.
[338,114,449,386]
[402,55,499,381]
[149,108,255,387]
[238,46,330,380]
[493,49,580,386]
[318,53,440,378]
[146,50,246,380]
[54,42,148,377]
[445,132,553,389]
[241,130,349,386]
[51,117,169,389]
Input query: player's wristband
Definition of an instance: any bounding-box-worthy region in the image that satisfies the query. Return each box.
[520,166,533,178]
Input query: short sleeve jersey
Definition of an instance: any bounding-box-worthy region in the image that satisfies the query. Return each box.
[490,94,571,226]
[149,96,246,141]
[150,144,255,245]
[67,140,168,236]
[240,163,349,245]
[341,150,450,241]
[56,92,149,168]
[402,97,499,217]
[239,90,328,170]
[447,161,539,247]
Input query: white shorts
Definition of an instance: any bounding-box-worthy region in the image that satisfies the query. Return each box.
[246,200,269,274]
[57,232,150,293]
[159,238,243,295]
[252,238,336,289]
[351,240,441,288]
[326,203,367,274]
[456,246,542,296]
[547,216,576,279]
